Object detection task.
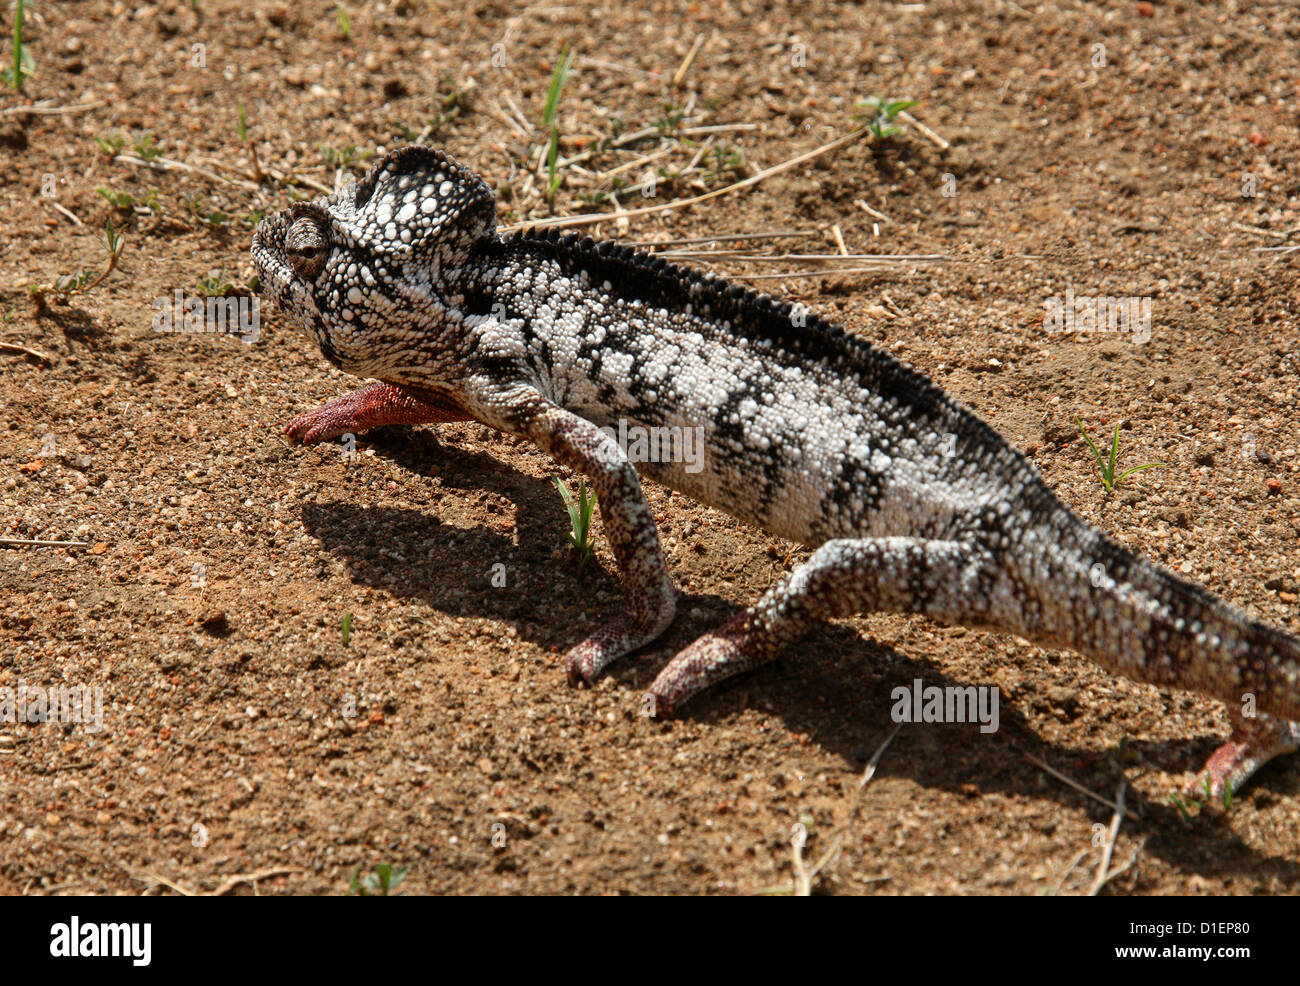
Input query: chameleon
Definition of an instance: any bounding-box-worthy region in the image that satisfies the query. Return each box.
[251,145,1300,800]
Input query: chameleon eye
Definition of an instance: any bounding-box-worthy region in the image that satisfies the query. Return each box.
[285,213,330,280]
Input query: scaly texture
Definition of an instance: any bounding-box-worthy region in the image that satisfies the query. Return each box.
[252,146,1300,800]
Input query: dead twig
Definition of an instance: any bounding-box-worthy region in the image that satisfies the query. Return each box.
[114,153,259,191]
[854,198,892,223]
[505,125,877,234]
[49,202,83,226]
[632,230,814,249]
[210,866,304,897]
[897,110,949,150]
[1100,836,1146,888]
[680,123,758,136]
[1087,779,1127,896]
[2,100,105,115]
[143,872,196,897]
[578,57,662,80]
[731,265,929,281]
[0,538,89,548]
[672,33,707,88]
[666,252,945,263]
[0,342,55,363]
[1022,752,1121,812]
[263,166,333,195]
[1231,221,1289,239]
[792,830,842,897]
[1051,846,1093,896]
[831,224,849,256]
[860,723,902,789]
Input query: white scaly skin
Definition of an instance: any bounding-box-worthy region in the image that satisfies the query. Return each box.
[253,146,1300,801]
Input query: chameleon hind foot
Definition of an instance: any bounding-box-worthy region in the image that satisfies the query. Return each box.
[1185,710,1300,801]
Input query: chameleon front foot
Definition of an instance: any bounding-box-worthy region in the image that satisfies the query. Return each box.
[285,381,470,444]
[1184,711,1300,801]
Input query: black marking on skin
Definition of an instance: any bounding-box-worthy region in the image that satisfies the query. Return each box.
[820,450,886,537]
[493,230,1049,496]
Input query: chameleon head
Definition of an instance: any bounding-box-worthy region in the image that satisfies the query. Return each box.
[250,145,497,376]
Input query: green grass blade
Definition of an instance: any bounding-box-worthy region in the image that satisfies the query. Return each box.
[1115,462,1164,483]
[552,475,578,521]
[546,127,561,194]
[1075,418,1106,471]
[1107,423,1120,485]
[9,0,25,91]
[542,46,574,127]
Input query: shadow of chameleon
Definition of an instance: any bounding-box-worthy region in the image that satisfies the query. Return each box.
[298,424,1300,891]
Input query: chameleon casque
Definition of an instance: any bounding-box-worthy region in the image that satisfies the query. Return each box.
[252,145,1300,799]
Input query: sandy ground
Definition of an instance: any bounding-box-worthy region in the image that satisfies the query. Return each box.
[1,0,1299,894]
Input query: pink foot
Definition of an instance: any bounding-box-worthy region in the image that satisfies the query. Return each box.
[1185,712,1300,801]
[564,587,678,683]
[285,381,471,444]
[644,612,763,717]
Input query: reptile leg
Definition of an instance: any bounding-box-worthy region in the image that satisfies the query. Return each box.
[647,537,988,714]
[1185,709,1300,801]
[518,403,678,680]
[286,381,471,444]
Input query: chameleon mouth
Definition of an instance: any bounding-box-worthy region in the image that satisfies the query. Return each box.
[250,213,293,300]
[250,210,314,326]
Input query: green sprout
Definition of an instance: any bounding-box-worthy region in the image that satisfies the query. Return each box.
[98,187,135,211]
[29,219,126,303]
[336,4,351,40]
[394,78,473,141]
[95,130,126,158]
[541,45,574,201]
[1188,774,1236,812]
[853,96,918,139]
[701,143,745,186]
[319,143,372,171]
[341,610,353,646]
[1166,791,1195,823]
[652,100,687,134]
[1074,418,1165,493]
[133,131,164,161]
[234,102,265,181]
[98,186,160,212]
[196,269,233,296]
[3,0,30,91]
[552,476,596,573]
[185,193,237,229]
[349,862,406,896]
